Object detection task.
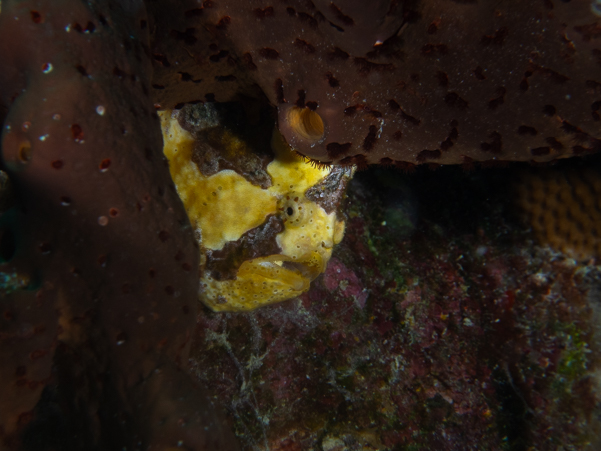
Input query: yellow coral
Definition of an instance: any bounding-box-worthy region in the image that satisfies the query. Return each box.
[159,109,347,311]
[514,167,601,261]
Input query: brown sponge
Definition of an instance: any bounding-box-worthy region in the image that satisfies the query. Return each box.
[0,1,237,449]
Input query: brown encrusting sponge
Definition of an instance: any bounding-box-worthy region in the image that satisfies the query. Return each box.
[0,1,238,449]
[150,0,601,167]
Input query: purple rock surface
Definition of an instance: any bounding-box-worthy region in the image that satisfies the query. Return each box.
[190,164,601,450]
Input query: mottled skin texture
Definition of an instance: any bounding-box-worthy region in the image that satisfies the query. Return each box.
[160,104,350,312]
[150,0,601,166]
[0,1,238,449]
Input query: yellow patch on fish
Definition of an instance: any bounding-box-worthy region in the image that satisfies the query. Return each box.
[159,109,347,311]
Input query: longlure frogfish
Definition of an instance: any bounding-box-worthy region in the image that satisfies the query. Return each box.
[159,103,351,311]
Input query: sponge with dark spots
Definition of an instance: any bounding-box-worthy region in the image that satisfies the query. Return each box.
[150,0,601,167]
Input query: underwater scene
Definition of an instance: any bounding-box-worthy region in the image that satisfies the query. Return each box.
[1,0,601,450]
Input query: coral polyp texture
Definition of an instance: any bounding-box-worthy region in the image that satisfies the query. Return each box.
[150,0,601,167]
[515,166,601,261]
[160,104,350,311]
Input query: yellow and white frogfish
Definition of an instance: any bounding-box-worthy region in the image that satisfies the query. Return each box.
[159,103,353,312]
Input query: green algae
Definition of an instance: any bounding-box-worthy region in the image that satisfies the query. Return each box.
[553,323,590,394]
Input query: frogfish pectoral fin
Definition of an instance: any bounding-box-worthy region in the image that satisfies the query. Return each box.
[200,255,311,312]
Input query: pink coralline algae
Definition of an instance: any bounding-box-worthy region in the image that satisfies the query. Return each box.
[323,258,368,309]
